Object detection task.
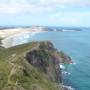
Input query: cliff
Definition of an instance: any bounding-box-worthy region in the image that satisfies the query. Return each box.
[0,41,71,90]
[26,41,71,83]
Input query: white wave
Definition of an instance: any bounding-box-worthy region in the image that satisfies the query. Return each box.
[63,85,75,90]
[72,62,76,65]
[60,64,65,69]
[70,62,77,65]
[62,71,71,75]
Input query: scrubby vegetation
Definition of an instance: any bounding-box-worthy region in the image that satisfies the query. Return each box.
[0,38,2,44]
[0,41,71,90]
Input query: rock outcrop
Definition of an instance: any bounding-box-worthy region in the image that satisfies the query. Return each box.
[26,41,71,83]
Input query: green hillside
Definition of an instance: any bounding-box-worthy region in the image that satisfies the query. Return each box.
[0,41,71,90]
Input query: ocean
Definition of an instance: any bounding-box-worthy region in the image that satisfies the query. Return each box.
[1,29,90,90]
[29,29,90,90]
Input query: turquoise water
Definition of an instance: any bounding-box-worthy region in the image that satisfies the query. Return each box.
[28,30,90,90]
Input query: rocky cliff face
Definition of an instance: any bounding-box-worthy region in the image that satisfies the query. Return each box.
[26,41,71,83]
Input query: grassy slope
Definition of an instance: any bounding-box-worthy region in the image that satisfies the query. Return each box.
[0,42,62,90]
[0,38,2,44]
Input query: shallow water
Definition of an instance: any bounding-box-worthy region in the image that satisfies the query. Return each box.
[2,29,90,90]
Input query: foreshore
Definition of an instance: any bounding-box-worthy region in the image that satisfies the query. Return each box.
[0,28,44,38]
[0,27,44,48]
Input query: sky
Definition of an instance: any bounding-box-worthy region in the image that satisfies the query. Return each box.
[0,0,90,27]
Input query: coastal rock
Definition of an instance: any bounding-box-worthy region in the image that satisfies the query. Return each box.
[26,41,71,83]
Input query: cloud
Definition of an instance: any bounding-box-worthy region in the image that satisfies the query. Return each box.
[40,0,90,7]
[49,11,90,26]
[0,0,90,14]
[0,0,51,14]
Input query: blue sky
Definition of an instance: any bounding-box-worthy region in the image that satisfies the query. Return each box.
[0,0,90,27]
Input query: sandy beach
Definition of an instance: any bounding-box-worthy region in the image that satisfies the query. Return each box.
[0,27,45,48]
[0,27,44,38]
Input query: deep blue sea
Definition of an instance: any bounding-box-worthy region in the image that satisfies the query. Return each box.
[2,29,90,90]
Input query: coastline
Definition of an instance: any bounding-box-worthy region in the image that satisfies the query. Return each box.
[0,28,75,90]
[0,28,44,48]
[0,28,44,38]
[63,85,74,90]
[60,59,75,90]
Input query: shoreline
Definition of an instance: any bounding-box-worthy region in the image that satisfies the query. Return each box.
[63,85,74,90]
[0,28,75,90]
[0,28,44,38]
[0,28,45,48]
[60,60,75,90]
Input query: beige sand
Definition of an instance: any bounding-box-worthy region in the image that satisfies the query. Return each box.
[0,28,44,38]
[0,27,45,48]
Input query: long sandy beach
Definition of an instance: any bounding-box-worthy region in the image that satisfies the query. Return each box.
[0,27,44,38]
[0,27,44,48]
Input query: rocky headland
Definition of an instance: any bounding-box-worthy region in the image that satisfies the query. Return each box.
[0,41,72,90]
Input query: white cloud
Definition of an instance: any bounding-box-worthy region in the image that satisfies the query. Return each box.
[0,0,52,14]
[0,0,90,14]
[49,12,90,26]
[40,0,90,7]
